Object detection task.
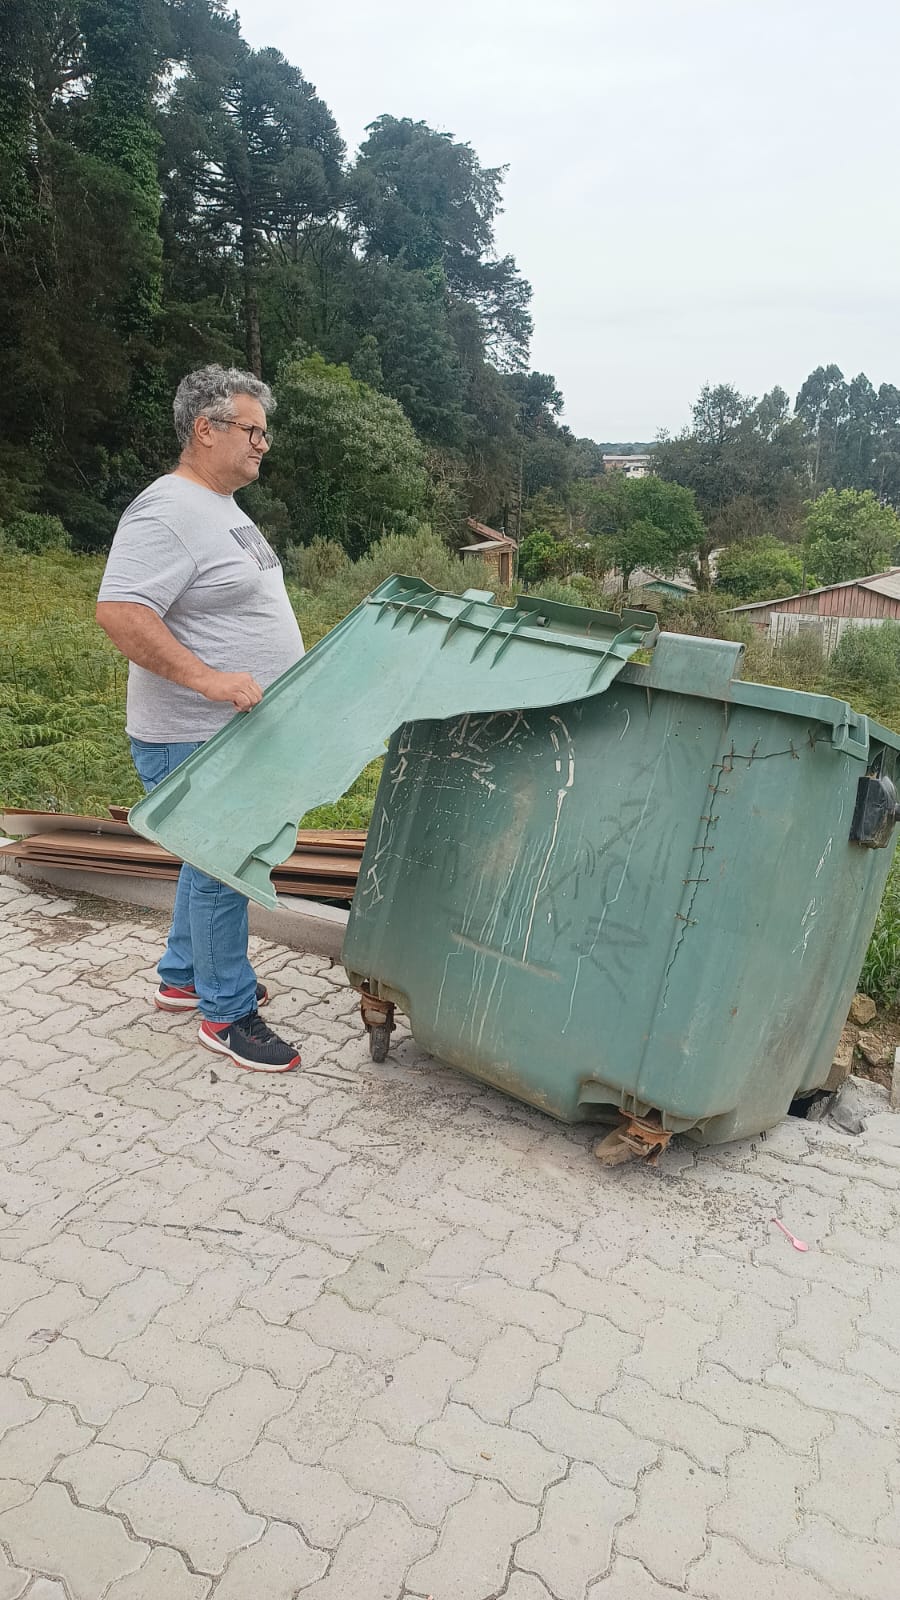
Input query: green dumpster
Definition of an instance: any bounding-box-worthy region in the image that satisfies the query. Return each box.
[130,578,900,1152]
[342,632,900,1150]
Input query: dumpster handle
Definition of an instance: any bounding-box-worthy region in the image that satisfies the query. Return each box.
[831,713,869,761]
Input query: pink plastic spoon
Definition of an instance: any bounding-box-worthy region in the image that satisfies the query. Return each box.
[771,1217,809,1252]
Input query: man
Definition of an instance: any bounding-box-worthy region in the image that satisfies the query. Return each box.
[96,364,304,1073]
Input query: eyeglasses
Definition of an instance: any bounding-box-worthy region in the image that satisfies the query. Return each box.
[215,420,273,448]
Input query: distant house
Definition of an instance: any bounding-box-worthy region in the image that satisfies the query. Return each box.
[730,568,900,655]
[461,518,517,587]
[602,454,652,479]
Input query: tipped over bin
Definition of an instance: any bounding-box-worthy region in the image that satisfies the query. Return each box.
[129,577,900,1154]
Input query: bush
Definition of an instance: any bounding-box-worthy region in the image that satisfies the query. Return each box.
[0,513,71,555]
[715,536,804,602]
[283,538,349,588]
[824,622,900,723]
[288,527,495,646]
[859,854,900,1008]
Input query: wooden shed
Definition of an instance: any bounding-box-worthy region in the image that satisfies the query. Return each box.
[461,518,517,587]
[731,569,900,630]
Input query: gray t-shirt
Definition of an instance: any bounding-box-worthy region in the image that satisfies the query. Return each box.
[98,475,304,741]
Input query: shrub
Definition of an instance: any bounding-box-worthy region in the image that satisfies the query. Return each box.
[0,513,71,555]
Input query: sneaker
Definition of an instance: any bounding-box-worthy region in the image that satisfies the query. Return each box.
[198,1010,301,1074]
[155,980,269,1013]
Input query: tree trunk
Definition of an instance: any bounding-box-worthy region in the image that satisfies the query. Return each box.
[241,220,262,376]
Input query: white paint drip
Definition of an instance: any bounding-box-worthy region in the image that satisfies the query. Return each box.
[815,838,833,878]
[522,716,575,964]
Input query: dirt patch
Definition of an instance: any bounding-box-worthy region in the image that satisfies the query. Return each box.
[845,1010,900,1092]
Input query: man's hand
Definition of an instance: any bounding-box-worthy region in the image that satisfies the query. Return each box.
[199,670,263,712]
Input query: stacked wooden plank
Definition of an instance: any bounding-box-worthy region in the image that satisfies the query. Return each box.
[0,809,365,901]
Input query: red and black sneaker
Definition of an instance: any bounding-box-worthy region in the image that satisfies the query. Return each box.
[198,1009,301,1074]
[155,980,269,1013]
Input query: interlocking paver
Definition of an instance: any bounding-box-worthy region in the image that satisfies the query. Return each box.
[452,1325,555,1424]
[294,1294,421,1364]
[111,1324,240,1406]
[765,1350,900,1432]
[687,1536,839,1599]
[601,1376,743,1470]
[325,1419,471,1526]
[5,876,900,1600]
[207,1521,327,1599]
[163,1367,291,1481]
[685,1361,832,1452]
[512,1387,657,1487]
[296,1501,434,1600]
[0,1568,29,1600]
[98,1384,200,1452]
[786,1516,899,1600]
[109,1459,264,1576]
[803,1415,895,1537]
[0,1481,147,1600]
[617,1448,725,1586]
[11,1339,144,1426]
[52,1441,149,1507]
[67,1270,183,1356]
[377,1282,500,1357]
[419,1401,564,1503]
[0,1378,41,1436]
[0,1402,92,1485]
[710,1432,816,1560]
[588,1557,690,1597]
[265,1351,382,1463]
[102,1547,212,1599]
[359,1338,471,1440]
[221,1439,371,1547]
[407,1479,536,1600]
[205,1306,332,1388]
[543,1315,638,1407]
[458,1279,581,1343]
[517,1463,634,1598]
[23,1238,137,1299]
[701,1294,793,1381]
[0,1285,95,1372]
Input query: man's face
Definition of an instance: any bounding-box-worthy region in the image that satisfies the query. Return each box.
[195,394,271,492]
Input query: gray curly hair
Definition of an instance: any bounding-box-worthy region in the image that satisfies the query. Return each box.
[173,365,275,449]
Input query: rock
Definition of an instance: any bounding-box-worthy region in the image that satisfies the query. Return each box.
[831,1074,890,1127]
[848,993,877,1027]
[827,1102,864,1136]
[891,1048,900,1114]
[857,1030,889,1068]
[823,1028,856,1092]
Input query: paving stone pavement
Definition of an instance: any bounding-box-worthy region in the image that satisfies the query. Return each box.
[1,870,899,1599]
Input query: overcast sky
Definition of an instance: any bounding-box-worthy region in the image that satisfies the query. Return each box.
[239,0,900,442]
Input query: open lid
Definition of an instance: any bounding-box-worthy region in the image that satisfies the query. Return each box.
[129,576,658,908]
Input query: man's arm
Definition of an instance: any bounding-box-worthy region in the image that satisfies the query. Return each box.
[95,601,263,712]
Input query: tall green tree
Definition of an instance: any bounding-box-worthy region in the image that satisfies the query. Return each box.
[803,489,900,586]
[349,116,532,370]
[163,41,344,374]
[580,474,707,589]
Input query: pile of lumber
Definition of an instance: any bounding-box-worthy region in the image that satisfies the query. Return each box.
[0,809,365,902]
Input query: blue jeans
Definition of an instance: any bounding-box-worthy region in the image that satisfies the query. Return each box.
[130,738,258,1023]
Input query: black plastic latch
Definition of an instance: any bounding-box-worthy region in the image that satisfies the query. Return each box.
[849,773,900,848]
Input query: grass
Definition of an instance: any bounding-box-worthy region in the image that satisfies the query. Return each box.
[2,546,898,1007]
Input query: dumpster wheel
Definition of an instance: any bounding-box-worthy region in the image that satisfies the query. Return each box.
[593,1113,673,1168]
[359,990,396,1063]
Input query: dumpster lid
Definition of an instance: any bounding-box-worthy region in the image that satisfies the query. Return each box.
[129,576,658,908]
